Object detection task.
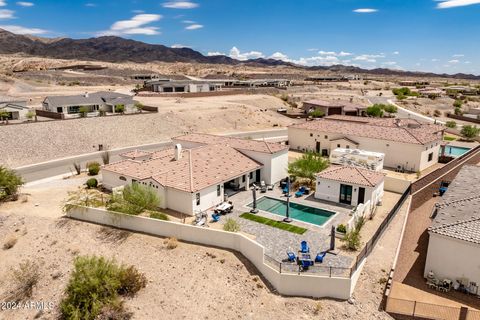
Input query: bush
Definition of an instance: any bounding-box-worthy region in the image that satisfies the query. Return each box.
[343,230,361,250]
[73,162,81,175]
[336,224,347,234]
[115,104,125,114]
[101,150,110,165]
[433,109,442,117]
[79,106,89,118]
[107,183,160,215]
[87,162,101,176]
[149,211,169,220]
[366,105,384,117]
[308,109,325,118]
[445,120,457,128]
[382,104,397,115]
[453,99,463,109]
[0,166,24,202]
[86,178,98,189]
[461,125,480,140]
[3,234,17,250]
[223,218,240,232]
[9,260,40,302]
[60,256,146,320]
[454,107,463,115]
[165,237,178,249]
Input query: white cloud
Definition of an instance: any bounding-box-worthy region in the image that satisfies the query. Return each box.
[307,48,318,52]
[269,52,289,61]
[99,14,162,36]
[85,3,97,7]
[0,24,47,34]
[452,53,464,57]
[317,50,352,57]
[16,1,33,6]
[162,1,198,9]
[207,51,225,56]
[393,51,400,55]
[229,47,264,60]
[353,8,378,13]
[436,0,480,9]
[383,61,398,66]
[448,59,460,63]
[171,44,190,48]
[182,20,195,24]
[353,53,385,63]
[465,61,472,64]
[431,58,439,62]
[0,9,14,19]
[0,0,6,6]
[185,23,202,30]
[132,10,144,13]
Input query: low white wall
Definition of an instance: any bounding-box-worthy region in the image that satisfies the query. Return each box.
[384,176,411,194]
[67,206,361,299]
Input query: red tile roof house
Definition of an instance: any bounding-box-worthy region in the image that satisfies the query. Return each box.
[315,166,385,209]
[288,115,445,172]
[102,134,288,216]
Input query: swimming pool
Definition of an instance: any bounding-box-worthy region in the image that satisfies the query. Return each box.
[247,196,335,226]
[443,146,471,157]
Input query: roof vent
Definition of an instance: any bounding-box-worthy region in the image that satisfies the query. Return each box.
[175,144,182,161]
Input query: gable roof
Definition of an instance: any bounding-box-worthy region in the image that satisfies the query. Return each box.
[429,218,480,245]
[330,137,359,145]
[44,91,133,108]
[103,144,262,192]
[289,115,443,145]
[316,165,385,187]
[173,133,288,154]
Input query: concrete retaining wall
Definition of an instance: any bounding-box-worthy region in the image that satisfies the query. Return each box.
[384,176,411,194]
[67,206,358,299]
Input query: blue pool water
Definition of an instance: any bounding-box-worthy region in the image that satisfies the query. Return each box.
[248,196,335,226]
[443,146,471,157]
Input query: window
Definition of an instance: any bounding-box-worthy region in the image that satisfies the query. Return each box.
[119,176,126,181]
[324,135,328,139]
[242,175,246,183]
[337,144,341,148]
[346,145,350,149]
[217,185,221,197]
[428,152,433,162]
[249,172,253,179]
[310,133,313,137]
[196,193,201,205]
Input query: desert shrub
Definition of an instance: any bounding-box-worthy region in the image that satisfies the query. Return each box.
[336,224,347,234]
[164,237,178,249]
[382,104,397,115]
[60,256,146,320]
[453,99,463,108]
[288,152,329,184]
[79,106,89,118]
[0,166,24,202]
[86,178,98,189]
[366,105,384,117]
[343,230,361,250]
[461,125,480,140]
[9,260,40,301]
[308,109,325,118]
[115,104,125,114]
[3,234,17,250]
[454,107,463,115]
[149,211,169,221]
[134,102,144,113]
[107,183,160,215]
[26,110,35,120]
[223,218,240,232]
[73,162,81,175]
[101,150,111,165]
[63,187,108,212]
[433,109,442,117]
[445,120,457,128]
[87,162,101,176]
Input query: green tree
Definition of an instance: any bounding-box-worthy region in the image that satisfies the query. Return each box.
[25,110,35,120]
[308,109,325,118]
[453,99,463,109]
[0,110,10,123]
[460,125,480,140]
[79,106,89,118]
[115,104,125,114]
[107,183,160,215]
[134,102,144,113]
[366,105,384,117]
[381,104,397,116]
[0,166,24,201]
[454,107,463,115]
[445,120,457,129]
[288,152,329,184]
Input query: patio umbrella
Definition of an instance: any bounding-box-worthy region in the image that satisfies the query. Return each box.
[250,184,258,214]
[330,225,335,251]
[283,177,292,223]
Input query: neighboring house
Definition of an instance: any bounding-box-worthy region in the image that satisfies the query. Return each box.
[302,100,367,116]
[330,148,385,172]
[315,165,385,208]
[444,86,478,96]
[145,80,222,93]
[172,133,289,186]
[0,100,30,121]
[288,115,444,172]
[102,134,288,215]
[42,91,137,117]
[398,80,430,87]
[424,165,480,290]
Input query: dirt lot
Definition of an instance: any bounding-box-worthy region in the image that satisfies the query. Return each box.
[0,176,405,320]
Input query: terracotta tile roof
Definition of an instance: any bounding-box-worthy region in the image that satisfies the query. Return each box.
[119,149,153,159]
[103,144,262,192]
[173,133,288,154]
[290,116,444,145]
[316,165,385,187]
[429,218,480,245]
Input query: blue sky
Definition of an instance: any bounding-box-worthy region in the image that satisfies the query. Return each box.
[0,0,479,74]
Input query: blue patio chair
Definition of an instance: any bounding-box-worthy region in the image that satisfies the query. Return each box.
[212,213,220,222]
[300,259,313,271]
[315,251,327,263]
[286,251,296,262]
[295,191,303,197]
[300,241,310,253]
[283,187,289,194]
[299,186,306,193]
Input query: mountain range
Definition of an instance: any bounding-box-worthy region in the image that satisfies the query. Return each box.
[0,28,478,80]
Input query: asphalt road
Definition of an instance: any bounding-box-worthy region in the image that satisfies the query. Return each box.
[16,128,288,183]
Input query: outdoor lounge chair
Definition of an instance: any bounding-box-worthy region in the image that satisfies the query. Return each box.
[212,213,220,222]
[260,181,267,193]
[286,251,296,262]
[300,241,310,253]
[315,252,327,263]
[295,191,303,197]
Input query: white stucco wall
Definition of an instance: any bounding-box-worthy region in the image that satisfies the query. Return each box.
[288,126,441,172]
[315,177,384,208]
[424,233,480,286]
[240,149,288,184]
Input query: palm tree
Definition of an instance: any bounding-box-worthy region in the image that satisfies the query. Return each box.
[288,152,329,184]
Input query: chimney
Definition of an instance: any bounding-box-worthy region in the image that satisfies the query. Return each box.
[174,144,182,161]
[84,92,89,98]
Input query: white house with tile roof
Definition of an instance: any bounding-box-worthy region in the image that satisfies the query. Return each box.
[315,165,385,209]
[288,115,445,172]
[0,100,30,121]
[424,165,480,288]
[102,135,288,215]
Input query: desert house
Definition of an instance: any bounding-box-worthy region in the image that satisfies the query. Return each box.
[0,100,30,121]
[288,115,444,172]
[145,79,223,93]
[424,165,480,291]
[102,134,289,215]
[42,91,137,117]
[302,99,367,116]
[315,165,385,208]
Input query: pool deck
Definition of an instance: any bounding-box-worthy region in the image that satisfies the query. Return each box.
[225,187,355,271]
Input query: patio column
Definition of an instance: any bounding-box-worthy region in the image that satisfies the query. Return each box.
[245,174,250,191]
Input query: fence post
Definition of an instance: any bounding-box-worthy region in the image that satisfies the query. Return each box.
[459,307,468,320]
[329,267,332,278]
[412,301,417,317]
[279,262,282,274]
